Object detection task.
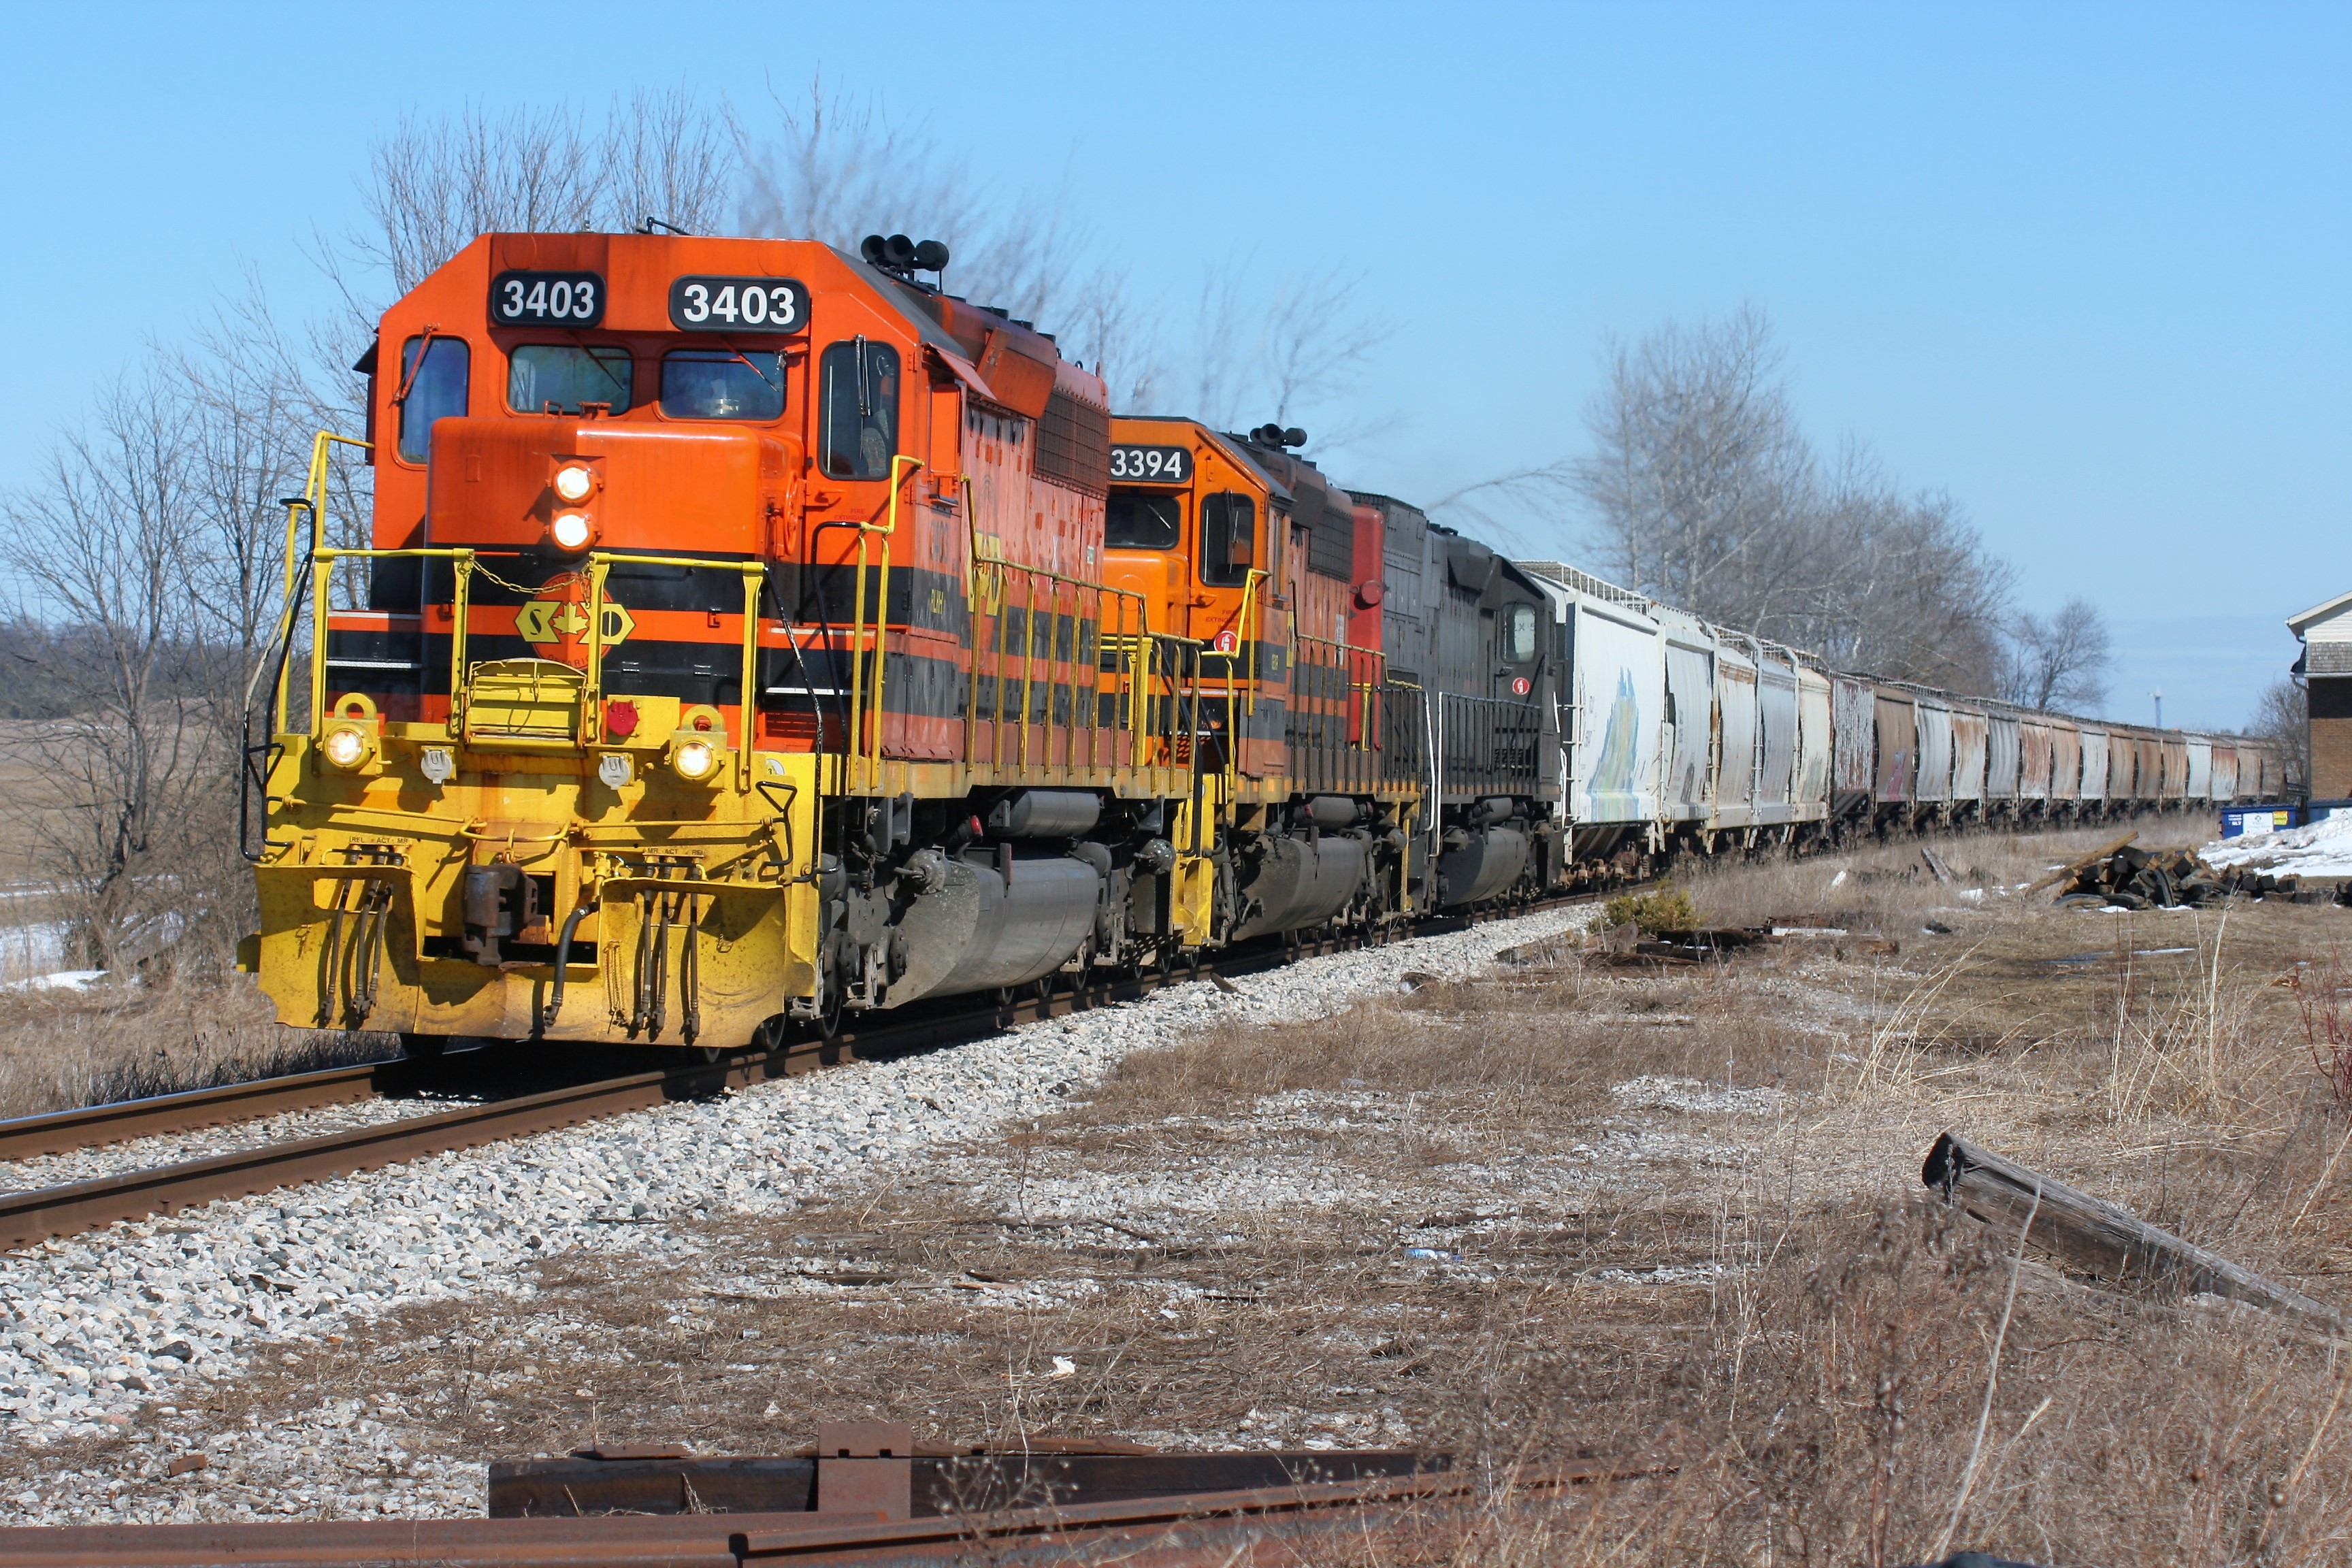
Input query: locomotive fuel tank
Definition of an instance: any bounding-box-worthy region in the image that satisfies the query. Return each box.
[885,846,1105,1005]
[1228,830,1371,940]
[1437,801,1531,908]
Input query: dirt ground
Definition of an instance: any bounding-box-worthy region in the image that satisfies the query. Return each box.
[20,820,2352,1564]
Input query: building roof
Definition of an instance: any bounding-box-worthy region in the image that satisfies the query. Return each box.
[2288,589,2352,638]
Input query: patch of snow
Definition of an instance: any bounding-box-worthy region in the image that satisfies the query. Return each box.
[3,969,105,993]
[2202,811,2352,877]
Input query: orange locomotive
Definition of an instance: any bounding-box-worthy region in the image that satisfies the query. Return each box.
[1100,418,1418,939]
[250,231,1217,1050]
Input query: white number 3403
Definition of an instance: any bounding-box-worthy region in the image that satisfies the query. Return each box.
[679,282,798,327]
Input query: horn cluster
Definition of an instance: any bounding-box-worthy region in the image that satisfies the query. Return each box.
[861,233,951,278]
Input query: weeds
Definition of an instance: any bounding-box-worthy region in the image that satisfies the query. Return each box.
[0,976,387,1120]
[1601,883,1697,936]
[2287,945,2352,1115]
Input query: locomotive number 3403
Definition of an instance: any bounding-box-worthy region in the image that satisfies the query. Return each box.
[489,271,604,327]
[669,276,811,333]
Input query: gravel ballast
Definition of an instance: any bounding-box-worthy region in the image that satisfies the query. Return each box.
[0,904,1591,1489]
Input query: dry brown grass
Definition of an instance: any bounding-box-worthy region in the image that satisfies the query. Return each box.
[1682,819,2198,935]
[0,978,387,1120]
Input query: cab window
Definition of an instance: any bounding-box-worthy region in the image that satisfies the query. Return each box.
[1503,603,1537,663]
[509,344,633,414]
[1107,491,1181,550]
[396,336,469,463]
[1200,493,1256,587]
[662,349,784,420]
[818,338,898,477]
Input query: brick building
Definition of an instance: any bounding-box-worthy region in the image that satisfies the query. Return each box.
[2290,591,2352,799]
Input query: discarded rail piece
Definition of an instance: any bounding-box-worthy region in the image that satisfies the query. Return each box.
[0,1427,1649,1568]
[491,1422,1450,1519]
[1922,1132,2346,1333]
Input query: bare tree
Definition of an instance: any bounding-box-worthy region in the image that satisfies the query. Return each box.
[1,372,227,973]
[2251,675,2308,790]
[1425,459,1581,557]
[1811,469,2014,693]
[1572,306,1820,625]
[2001,597,2113,713]
[177,277,321,677]
[1565,308,2016,692]
[326,89,737,323]
[604,86,736,239]
[732,80,1167,404]
[1180,258,1393,452]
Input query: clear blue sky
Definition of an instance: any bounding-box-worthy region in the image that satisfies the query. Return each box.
[3,1,2340,730]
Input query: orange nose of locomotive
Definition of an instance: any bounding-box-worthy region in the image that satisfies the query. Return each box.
[424,418,802,559]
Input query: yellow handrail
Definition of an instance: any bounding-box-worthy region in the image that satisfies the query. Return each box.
[268,431,373,732]
[959,474,1158,781]
[583,551,765,786]
[835,455,925,792]
[1296,630,1388,753]
[299,546,767,783]
[304,547,476,740]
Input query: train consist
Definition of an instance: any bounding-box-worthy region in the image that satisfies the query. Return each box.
[240,229,2285,1054]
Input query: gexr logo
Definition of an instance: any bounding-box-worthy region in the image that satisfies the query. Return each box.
[516,597,636,647]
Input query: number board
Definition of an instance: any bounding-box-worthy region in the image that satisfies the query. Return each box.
[1110,444,1192,484]
[669,276,811,333]
[490,271,604,327]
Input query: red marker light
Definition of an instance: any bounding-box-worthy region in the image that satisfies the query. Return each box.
[605,700,639,739]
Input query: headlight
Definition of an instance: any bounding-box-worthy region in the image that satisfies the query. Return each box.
[553,464,595,503]
[550,512,593,551]
[670,738,718,781]
[321,725,372,770]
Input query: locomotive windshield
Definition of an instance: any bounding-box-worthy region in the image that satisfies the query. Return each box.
[1107,491,1181,550]
[661,348,783,420]
[818,338,899,477]
[509,344,633,415]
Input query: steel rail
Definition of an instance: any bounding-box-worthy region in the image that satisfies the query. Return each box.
[0,892,1587,1253]
[0,1060,423,1164]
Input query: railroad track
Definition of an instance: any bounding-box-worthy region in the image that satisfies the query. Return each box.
[0,897,1575,1254]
